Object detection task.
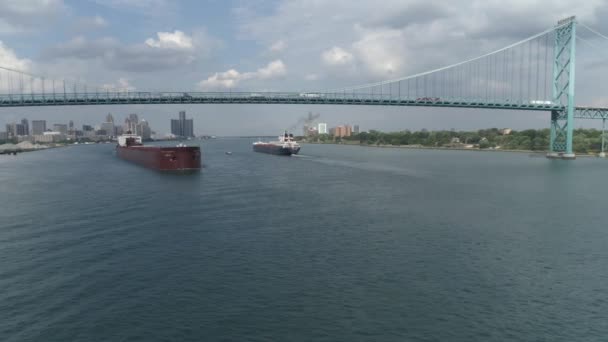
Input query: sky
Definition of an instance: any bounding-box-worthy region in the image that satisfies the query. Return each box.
[1,0,608,135]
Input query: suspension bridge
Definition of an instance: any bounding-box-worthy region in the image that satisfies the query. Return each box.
[0,16,607,159]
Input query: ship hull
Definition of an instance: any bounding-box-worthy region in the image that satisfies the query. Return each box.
[253,144,300,155]
[116,145,201,171]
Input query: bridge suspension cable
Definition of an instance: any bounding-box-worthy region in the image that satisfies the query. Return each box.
[578,23,608,42]
[0,65,132,99]
[323,22,576,107]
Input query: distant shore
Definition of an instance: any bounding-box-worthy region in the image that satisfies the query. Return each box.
[301,141,603,157]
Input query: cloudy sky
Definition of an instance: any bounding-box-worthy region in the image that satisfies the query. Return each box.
[1,0,607,135]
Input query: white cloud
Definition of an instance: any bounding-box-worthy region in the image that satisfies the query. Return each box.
[269,40,287,53]
[197,69,241,90]
[145,30,193,49]
[0,41,32,92]
[102,78,136,91]
[43,29,221,73]
[321,46,354,66]
[352,26,407,77]
[255,60,286,79]
[0,41,31,71]
[198,60,287,90]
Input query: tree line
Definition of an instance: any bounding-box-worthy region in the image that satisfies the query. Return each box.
[306,128,607,153]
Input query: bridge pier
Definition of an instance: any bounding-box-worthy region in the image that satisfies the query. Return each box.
[546,152,576,160]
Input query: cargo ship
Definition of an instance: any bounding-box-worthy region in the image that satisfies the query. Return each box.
[116,133,201,171]
[253,132,301,155]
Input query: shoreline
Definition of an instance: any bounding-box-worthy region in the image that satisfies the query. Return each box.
[301,141,602,158]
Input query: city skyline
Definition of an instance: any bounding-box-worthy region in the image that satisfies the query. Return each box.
[1,111,160,143]
[1,1,608,135]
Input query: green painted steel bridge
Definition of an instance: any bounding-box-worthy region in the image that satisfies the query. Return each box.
[1,16,607,158]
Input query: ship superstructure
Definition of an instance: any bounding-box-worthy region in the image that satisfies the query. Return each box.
[253,132,301,156]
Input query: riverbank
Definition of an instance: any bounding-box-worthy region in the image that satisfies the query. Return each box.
[0,141,67,155]
[301,141,604,157]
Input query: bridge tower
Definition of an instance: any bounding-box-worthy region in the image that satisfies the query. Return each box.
[548,16,577,159]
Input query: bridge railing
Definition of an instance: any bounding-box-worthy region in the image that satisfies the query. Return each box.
[0,90,565,112]
[0,91,564,109]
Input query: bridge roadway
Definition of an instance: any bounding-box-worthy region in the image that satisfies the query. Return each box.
[0,92,606,119]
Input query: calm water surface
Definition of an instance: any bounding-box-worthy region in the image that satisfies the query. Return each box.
[1,140,607,341]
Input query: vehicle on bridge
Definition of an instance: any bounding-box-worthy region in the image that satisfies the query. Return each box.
[299,93,324,98]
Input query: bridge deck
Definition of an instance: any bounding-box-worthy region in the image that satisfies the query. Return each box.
[0,92,606,118]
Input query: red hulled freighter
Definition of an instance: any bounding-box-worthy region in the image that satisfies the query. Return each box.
[253,132,301,156]
[116,133,201,171]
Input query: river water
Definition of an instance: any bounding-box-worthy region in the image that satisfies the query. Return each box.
[1,140,607,341]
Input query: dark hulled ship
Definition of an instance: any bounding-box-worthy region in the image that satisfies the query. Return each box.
[116,133,201,171]
[253,132,301,156]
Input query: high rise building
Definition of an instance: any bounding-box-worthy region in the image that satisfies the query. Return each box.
[137,119,152,140]
[21,119,29,136]
[101,122,115,137]
[101,113,116,137]
[82,125,93,132]
[353,125,360,134]
[332,125,351,138]
[344,125,352,137]
[318,123,327,134]
[7,122,27,136]
[170,110,194,137]
[6,123,17,138]
[32,120,47,135]
[15,123,27,136]
[124,114,138,133]
[69,120,74,130]
[183,118,194,138]
[129,113,139,124]
[53,124,68,134]
[170,119,180,137]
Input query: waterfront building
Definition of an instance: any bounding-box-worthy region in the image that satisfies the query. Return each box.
[53,124,68,134]
[32,120,47,135]
[6,123,15,137]
[318,123,328,134]
[82,125,93,132]
[136,119,151,140]
[124,114,139,133]
[170,110,194,137]
[101,122,115,137]
[16,123,28,136]
[332,125,352,138]
[39,131,66,142]
[6,122,28,137]
[21,119,29,136]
